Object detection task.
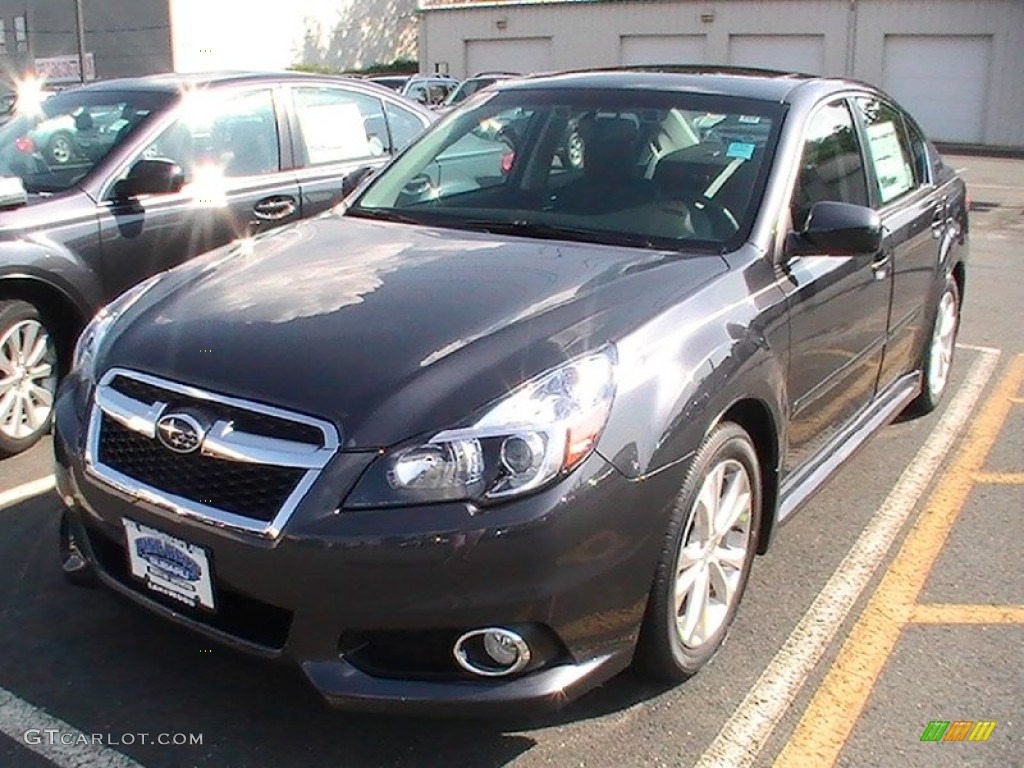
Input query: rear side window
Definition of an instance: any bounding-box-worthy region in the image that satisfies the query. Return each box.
[854,97,917,205]
[384,102,427,151]
[293,87,388,166]
[791,100,869,228]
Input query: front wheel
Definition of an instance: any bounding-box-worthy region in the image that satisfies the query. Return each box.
[0,300,59,457]
[634,422,762,681]
[908,277,960,416]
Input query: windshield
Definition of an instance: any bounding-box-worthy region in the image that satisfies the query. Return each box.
[444,78,500,107]
[352,88,783,251]
[0,88,173,194]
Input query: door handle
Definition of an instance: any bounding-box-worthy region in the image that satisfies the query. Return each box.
[252,196,297,222]
[869,249,892,281]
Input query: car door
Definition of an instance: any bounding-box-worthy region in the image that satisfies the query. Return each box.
[851,96,941,392]
[782,98,892,475]
[95,85,300,299]
[288,85,431,218]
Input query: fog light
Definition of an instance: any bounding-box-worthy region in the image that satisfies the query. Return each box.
[484,631,519,666]
[453,627,532,677]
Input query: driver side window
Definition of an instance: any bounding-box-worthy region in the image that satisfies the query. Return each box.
[791,100,868,229]
[136,88,279,182]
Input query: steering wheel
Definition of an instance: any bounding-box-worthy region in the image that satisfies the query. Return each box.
[685,194,739,240]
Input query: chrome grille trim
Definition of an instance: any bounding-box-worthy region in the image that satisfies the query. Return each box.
[85,368,340,539]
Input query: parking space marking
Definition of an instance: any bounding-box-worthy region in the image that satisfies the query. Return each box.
[974,471,1024,484]
[691,346,1001,768]
[772,353,1024,768]
[0,686,142,768]
[0,476,55,511]
[910,604,1024,624]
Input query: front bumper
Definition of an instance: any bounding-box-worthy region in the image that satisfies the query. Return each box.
[54,375,679,715]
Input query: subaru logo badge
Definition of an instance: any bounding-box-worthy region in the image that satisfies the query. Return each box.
[155,412,206,454]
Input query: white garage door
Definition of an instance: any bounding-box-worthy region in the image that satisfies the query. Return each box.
[728,35,824,74]
[466,38,552,76]
[620,35,706,66]
[883,35,991,144]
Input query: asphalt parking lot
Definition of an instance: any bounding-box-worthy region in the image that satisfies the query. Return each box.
[1,153,1021,768]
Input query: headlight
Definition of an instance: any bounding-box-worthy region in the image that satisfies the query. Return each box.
[344,348,616,509]
[72,274,163,374]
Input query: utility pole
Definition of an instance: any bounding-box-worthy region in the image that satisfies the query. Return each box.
[73,0,87,83]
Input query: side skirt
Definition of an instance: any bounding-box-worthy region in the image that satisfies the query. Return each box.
[777,372,921,525]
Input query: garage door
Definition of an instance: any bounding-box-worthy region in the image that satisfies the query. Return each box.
[728,34,824,74]
[465,38,552,76]
[883,35,991,144]
[620,35,706,66]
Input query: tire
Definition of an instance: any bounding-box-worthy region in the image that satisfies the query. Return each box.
[634,421,762,682]
[46,131,75,165]
[60,512,97,587]
[0,300,60,457]
[908,277,960,416]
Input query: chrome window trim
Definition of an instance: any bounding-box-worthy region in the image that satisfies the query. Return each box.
[85,367,340,539]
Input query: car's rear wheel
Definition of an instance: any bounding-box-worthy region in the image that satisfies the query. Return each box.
[909,277,960,415]
[46,132,74,165]
[0,300,59,457]
[634,422,761,681]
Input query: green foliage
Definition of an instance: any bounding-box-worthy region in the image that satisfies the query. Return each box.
[289,58,419,77]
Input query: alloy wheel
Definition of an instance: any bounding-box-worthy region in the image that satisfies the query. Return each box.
[49,135,73,164]
[674,458,753,648]
[0,318,57,439]
[927,288,957,399]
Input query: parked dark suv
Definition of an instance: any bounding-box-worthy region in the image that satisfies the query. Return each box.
[0,72,434,456]
[55,68,967,714]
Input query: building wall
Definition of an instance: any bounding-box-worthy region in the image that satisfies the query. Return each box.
[418,0,1024,147]
[0,0,173,83]
[169,0,417,73]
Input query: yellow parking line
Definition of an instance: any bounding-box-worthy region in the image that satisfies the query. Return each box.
[910,604,1024,624]
[773,354,1024,768]
[974,472,1024,484]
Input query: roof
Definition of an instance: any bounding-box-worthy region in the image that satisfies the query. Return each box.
[495,67,828,103]
[68,70,369,94]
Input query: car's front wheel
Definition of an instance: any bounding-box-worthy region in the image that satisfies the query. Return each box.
[634,421,761,681]
[909,277,960,415]
[0,300,59,457]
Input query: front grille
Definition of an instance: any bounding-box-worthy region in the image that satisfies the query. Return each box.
[109,375,325,445]
[86,522,293,650]
[98,415,306,522]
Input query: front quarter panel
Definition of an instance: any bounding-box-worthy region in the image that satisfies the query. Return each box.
[598,247,788,482]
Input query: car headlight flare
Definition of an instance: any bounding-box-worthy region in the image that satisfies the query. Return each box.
[346,348,616,509]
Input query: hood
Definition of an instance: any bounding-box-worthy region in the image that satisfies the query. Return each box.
[103,215,727,447]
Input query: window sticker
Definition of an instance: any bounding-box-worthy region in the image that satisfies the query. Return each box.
[738,115,761,124]
[297,101,371,164]
[726,141,755,160]
[865,121,913,204]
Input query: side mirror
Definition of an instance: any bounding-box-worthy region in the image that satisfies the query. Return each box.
[787,201,882,257]
[341,165,374,198]
[113,159,185,200]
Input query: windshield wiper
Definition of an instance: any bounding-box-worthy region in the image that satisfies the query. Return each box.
[454,219,657,248]
[344,207,425,226]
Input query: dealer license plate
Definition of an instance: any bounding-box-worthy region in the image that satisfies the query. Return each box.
[123,519,215,611]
